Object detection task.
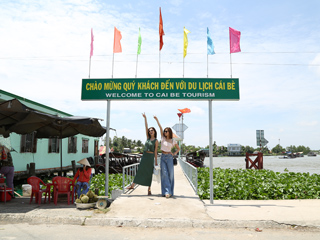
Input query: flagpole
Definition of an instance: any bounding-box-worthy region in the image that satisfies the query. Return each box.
[89,57,91,78]
[230,53,233,78]
[183,57,184,78]
[207,54,209,78]
[136,54,138,78]
[112,53,115,78]
[159,51,161,78]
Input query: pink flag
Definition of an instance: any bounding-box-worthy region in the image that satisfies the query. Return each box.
[113,27,122,53]
[229,27,241,53]
[90,28,94,58]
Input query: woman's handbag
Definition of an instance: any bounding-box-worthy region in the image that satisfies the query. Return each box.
[153,165,161,183]
[173,157,177,166]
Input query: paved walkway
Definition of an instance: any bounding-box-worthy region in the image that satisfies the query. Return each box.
[1,164,320,230]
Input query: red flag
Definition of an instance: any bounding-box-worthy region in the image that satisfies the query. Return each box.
[159,7,165,50]
[113,27,122,53]
[229,27,241,53]
[90,28,94,58]
[178,108,191,114]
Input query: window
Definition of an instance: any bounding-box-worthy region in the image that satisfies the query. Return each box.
[48,138,60,153]
[82,139,89,153]
[20,132,37,153]
[68,136,77,153]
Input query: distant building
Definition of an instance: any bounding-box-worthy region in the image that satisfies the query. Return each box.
[123,148,131,153]
[227,144,242,156]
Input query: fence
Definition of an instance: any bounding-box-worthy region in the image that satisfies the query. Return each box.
[122,158,198,194]
[122,163,139,193]
[178,157,198,193]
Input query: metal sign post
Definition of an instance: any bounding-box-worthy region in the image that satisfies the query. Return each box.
[105,100,111,196]
[208,100,213,204]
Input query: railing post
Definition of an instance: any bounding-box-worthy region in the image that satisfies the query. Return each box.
[122,169,125,193]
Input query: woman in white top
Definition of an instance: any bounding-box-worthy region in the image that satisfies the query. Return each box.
[154,116,180,198]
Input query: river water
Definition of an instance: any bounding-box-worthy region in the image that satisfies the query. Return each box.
[203,155,320,175]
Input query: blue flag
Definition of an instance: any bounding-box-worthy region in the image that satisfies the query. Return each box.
[207,27,215,55]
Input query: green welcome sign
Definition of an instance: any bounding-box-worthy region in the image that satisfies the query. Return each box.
[81,78,239,101]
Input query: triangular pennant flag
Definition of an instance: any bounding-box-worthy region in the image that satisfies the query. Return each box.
[90,28,94,58]
[207,27,215,55]
[183,27,190,58]
[113,27,122,53]
[137,28,142,55]
[229,27,241,53]
[159,7,165,51]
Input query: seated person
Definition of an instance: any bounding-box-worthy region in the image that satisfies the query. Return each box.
[74,158,92,198]
[0,146,15,198]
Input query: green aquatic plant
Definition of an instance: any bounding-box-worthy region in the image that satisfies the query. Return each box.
[90,173,123,197]
[197,167,320,200]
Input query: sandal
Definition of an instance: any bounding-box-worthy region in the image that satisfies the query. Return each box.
[148,189,152,195]
[126,185,134,190]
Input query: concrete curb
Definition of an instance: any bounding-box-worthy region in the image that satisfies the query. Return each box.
[2,214,320,231]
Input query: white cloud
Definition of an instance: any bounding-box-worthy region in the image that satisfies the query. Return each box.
[1,0,320,150]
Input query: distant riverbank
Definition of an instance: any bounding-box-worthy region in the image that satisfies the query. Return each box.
[203,155,320,175]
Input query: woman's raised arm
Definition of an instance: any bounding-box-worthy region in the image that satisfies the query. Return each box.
[154,115,163,136]
[142,113,148,138]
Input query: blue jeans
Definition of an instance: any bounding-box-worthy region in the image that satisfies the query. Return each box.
[75,182,89,198]
[160,154,174,196]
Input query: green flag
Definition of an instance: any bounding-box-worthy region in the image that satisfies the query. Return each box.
[137,28,142,55]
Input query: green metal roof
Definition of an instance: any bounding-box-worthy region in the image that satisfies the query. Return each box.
[0,89,72,117]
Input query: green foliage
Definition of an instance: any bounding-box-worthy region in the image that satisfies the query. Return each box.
[286,145,311,155]
[272,144,285,154]
[242,145,255,154]
[90,173,123,198]
[102,135,316,156]
[197,167,320,200]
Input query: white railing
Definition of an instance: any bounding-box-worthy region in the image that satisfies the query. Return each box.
[178,157,198,193]
[122,163,139,193]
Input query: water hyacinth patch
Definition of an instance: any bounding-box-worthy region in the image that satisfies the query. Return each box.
[90,173,123,197]
[197,168,320,200]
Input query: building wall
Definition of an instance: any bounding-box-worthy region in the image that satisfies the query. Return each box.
[227,143,242,156]
[9,133,98,172]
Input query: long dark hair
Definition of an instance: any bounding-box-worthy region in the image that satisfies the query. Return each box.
[163,127,173,139]
[148,127,157,139]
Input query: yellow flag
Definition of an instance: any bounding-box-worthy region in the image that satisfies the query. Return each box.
[183,27,190,58]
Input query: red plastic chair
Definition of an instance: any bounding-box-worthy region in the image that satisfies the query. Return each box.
[52,176,75,205]
[27,176,50,205]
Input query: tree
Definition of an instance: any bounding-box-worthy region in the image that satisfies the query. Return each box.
[136,140,142,147]
[272,144,285,154]
[242,145,255,154]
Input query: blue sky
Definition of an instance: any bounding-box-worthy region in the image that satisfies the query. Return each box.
[1,0,320,150]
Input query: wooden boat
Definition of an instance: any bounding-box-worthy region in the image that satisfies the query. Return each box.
[95,152,141,174]
[185,150,206,168]
[307,152,317,157]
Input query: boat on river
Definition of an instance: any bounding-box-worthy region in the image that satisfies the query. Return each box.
[308,152,317,157]
[95,152,141,174]
[185,150,206,168]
